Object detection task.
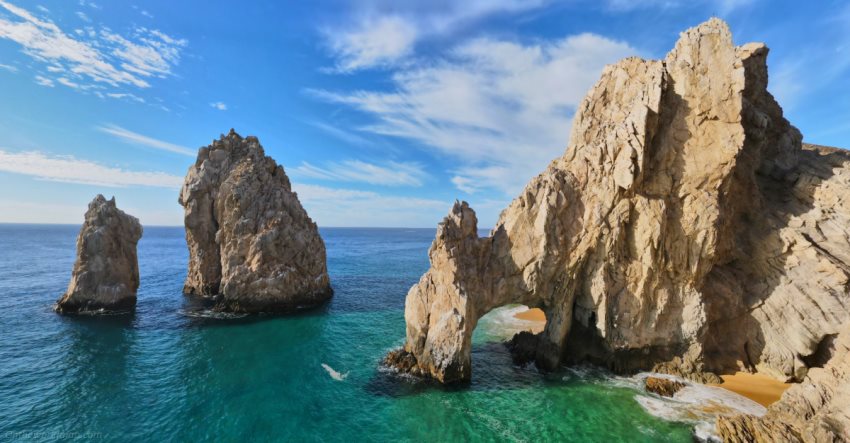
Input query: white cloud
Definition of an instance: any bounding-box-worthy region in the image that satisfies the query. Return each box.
[0,150,183,188]
[34,74,53,86]
[140,10,153,19]
[209,101,227,111]
[103,92,145,103]
[97,124,195,156]
[0,1,186,93]
[292,160,427,186]
[605,0,755,13]
[323,1,547,72]
[326,16,417,72]
[0,62,18,72]
[304,120,373,147]
[75,11,90,22]
[78,0,99,9]
[312,33,637,195]
[293,183,449,227]
[451,175,478,194]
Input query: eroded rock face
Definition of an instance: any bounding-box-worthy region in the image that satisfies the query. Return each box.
[717,326,850,442]
[179,130,331,313]
[55,195,142,314]
[386,19,850,437]
[645,377,686,398]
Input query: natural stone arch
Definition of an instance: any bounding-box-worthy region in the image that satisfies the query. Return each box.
[385,19,850,391]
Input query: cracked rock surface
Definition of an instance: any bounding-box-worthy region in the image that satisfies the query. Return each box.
[55,195,142,314]
[385,19,850,440]
[179,130,331,313]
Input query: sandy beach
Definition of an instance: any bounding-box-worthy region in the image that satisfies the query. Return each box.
[514,307,546,322]
[510,308,790,407]
[709,372,791,407]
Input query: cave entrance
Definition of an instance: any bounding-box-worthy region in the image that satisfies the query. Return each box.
[471,304,547,345]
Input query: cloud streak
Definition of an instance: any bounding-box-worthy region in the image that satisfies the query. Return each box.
[97,124,195,156]
[0,1,186,94]
[0,150,183,188]
[293,183,448,227]
[292,160,427,186]
[322,1,547,72]
[313,33,638,195]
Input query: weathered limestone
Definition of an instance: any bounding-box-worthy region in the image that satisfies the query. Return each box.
[385,19,850,439]
[645,377,686,398]
[179,130,331,313]
[55,195,142,314]
[717,326,850,442]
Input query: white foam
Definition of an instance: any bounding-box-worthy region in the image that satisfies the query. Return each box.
[321,363,348,381]
[628,372,766,442]
[475,305,545,342]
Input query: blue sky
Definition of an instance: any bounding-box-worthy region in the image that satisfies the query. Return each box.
[0,0,847,227]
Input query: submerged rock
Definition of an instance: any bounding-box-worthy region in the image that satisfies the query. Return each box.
[55,195,142,314]
[387,18,850,440]
[179,130,331,313]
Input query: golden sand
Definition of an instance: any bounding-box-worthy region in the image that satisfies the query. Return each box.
[709,372,792,407]
[514,307,546,322]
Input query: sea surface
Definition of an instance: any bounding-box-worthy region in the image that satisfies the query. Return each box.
[0,225,710,442]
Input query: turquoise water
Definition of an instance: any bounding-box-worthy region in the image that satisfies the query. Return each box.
[0,225,695,442]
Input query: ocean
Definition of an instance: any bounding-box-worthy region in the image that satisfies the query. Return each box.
[0,225,703,442]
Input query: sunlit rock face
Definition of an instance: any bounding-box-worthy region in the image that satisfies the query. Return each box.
[55,195,142,314]
[386,19,850,440]
[179,130,332,313]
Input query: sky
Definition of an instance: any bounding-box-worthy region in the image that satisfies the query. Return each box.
[0,0,848,227]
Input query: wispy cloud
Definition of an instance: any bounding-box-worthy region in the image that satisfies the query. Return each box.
[0,150,183,188]
[292,160,427,186]
[325,16,417,72]
[0,1,186,94]
[97,124,195,156]
[605,0,755,13]
[209,101,227,111]
[0,63,16,72]
[34,74,53,87]
[293,183,448,227]
[322,1,547,72]
[313,33,637,195]
[304,119,373,147]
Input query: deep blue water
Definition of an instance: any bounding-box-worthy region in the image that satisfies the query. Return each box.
[0,225,694,442]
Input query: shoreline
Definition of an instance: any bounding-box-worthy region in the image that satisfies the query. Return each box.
[513,307,546,322]
[513,307,546,334]
[509,307,791,408]
[708,372,791,407]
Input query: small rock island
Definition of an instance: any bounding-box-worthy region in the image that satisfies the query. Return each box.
[55,195,143,314]
[179,130,332,313]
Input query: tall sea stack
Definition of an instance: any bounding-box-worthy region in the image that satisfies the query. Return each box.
[55,195,142,314]
[179,130,332,313]
[385,18,850,441]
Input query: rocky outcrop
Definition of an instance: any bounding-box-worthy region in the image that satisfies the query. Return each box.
[179,130,331,313]
[645,377,686,398]
[55,195,142,314]
[385,18,850,438]
[717,326,850,442]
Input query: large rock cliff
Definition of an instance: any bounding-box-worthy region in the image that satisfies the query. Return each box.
[385,18,850,439]
[179,130,332,313]
[55,195,142,314]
